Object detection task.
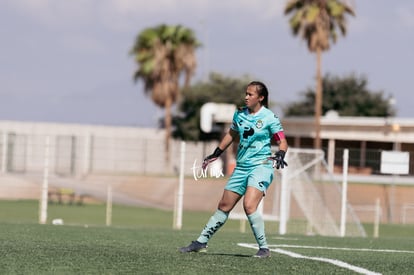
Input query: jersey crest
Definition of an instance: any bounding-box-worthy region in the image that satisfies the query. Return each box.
[230,107,283,166]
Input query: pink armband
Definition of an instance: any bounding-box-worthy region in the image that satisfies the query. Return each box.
[273,131,285,141]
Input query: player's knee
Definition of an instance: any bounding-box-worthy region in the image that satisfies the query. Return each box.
[243,203,257,215]
[218,201,233,212]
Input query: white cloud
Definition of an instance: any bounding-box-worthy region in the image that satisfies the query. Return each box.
[262,1,285,21]
[98,0,286,32]
[396,6,414,28]
[5,0,96,27]
[104,0,187,15]
[5,0,284,32]
[103,0,283,18]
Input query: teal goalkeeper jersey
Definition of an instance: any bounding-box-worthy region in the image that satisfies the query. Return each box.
[230,106,284,167]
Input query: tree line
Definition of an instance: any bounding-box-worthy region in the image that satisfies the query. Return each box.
[129,1,394,155]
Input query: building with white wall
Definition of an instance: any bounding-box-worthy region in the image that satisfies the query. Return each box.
[0,120,215,177]
[282,113,414,175]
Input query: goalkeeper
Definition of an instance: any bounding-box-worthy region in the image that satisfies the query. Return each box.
[179,81,288,258]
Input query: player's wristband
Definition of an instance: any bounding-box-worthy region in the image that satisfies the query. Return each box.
[212,147,224,158]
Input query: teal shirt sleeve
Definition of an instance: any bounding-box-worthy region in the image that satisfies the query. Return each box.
[269,114,283,134]
[230,111,239,132]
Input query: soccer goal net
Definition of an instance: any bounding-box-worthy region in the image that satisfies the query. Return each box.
[229,147,366,237]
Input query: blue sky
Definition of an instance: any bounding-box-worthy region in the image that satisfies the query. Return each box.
[0,0,413,128]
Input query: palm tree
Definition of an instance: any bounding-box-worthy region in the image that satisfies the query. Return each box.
[130,24,200,162]
[284,0,355,149]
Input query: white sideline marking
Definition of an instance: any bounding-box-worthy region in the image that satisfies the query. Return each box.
[271,237,299,241]
[270,244,414,254]
[238,243,382,275]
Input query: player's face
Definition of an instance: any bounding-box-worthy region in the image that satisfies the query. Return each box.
[245,85,264,111]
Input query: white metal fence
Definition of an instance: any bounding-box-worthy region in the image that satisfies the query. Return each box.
[1,120,414,229]
[0,121,216,177]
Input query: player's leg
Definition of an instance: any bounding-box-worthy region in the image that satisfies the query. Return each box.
[179,167,246,253]
[244,165,274,257]
[179,190,241,253]
[244,187,268,248]
[197,190,241,242]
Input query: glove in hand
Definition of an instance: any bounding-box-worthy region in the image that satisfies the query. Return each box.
[268,150,288,169]
[202,147,223,170]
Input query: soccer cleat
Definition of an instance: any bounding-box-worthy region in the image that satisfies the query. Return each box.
[253,248,271,258]
[179,241,208,253]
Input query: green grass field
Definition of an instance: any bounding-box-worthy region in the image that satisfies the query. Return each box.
[1,200,414,274]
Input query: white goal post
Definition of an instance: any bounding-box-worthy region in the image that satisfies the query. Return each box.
[174,142,366,237]
[278,148,366,237]
[228,147,366,237]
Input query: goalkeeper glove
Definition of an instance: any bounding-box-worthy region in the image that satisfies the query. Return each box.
[268,150,288,169]
[202,147,223,170]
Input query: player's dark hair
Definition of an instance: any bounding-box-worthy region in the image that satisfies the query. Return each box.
[248,81,269,108]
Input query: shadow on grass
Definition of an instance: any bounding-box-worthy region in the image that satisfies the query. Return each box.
[205,252,252,258]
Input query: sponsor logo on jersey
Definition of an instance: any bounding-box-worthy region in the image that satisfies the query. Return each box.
[255,120,263,129]
[242,127,255,139]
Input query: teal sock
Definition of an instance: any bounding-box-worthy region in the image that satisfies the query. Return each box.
[247,210,268,249]
[197,209,229,243]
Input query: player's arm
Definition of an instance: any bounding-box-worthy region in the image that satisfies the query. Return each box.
[269,131,288,169]
[274,131,288,152]
[218,128,238,151]
[202,129,237,170]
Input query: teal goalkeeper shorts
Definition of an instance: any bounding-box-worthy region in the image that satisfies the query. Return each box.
[225,163,274,196]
